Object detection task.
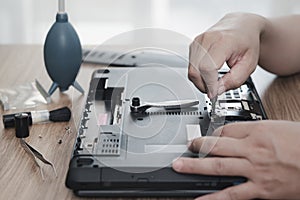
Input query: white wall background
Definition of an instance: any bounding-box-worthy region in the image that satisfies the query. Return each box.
[1,0,300,45]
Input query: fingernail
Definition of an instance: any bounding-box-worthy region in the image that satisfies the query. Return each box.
[172,158,183,171]
[218,86,225,95]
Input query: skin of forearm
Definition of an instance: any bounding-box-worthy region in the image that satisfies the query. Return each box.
[259,15,300,76]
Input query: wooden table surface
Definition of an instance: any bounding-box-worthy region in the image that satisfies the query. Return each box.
[0,45,300,200]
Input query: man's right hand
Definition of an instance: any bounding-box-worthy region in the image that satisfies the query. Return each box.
[188,13,267,98]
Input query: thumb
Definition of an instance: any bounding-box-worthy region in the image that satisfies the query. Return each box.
[218,51,257,94]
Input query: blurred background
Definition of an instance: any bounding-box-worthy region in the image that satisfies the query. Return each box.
[1,0,300,45]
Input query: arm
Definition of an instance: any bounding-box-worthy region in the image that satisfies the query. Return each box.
[260,15,300,75]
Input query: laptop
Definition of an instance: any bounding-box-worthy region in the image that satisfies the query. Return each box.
[65,64,267,197]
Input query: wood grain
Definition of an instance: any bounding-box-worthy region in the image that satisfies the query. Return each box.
[0,45,299,200]
[262,73,300,121]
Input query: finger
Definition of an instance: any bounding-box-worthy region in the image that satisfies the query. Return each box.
[219,50,257,93]
[172,157,251,177]
[188,39,210,93]
[189,38,208,73]
[189,137,247,157]
[188,64,207,93]
[195,182,257,200]
[198,54,219,98]
[212,122,254,139]
[198,43,228,98]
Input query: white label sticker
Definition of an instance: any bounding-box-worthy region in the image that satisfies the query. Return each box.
[186,124,202,141]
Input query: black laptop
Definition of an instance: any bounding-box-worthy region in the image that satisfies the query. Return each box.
[65,63,266,197]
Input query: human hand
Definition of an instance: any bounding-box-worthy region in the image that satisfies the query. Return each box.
[188,13,267,98]
[172,120,300,200]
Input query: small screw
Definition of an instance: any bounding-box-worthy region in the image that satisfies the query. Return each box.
[58,126,71,144]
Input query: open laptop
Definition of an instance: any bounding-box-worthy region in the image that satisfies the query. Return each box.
[65,64,267,197]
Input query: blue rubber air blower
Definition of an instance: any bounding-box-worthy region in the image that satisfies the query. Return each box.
[44,0,84,96]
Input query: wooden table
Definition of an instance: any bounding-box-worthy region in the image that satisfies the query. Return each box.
[0,45,299,200]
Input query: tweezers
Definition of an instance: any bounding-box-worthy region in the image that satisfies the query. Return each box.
[20,138,57,180]
[211,96,218,116]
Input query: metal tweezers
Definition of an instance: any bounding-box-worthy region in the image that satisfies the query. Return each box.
[207,95,224,136]
[211,96,218,117]
[20,138,57,180]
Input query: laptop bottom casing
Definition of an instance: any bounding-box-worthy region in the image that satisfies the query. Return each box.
[66,66,266,197]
